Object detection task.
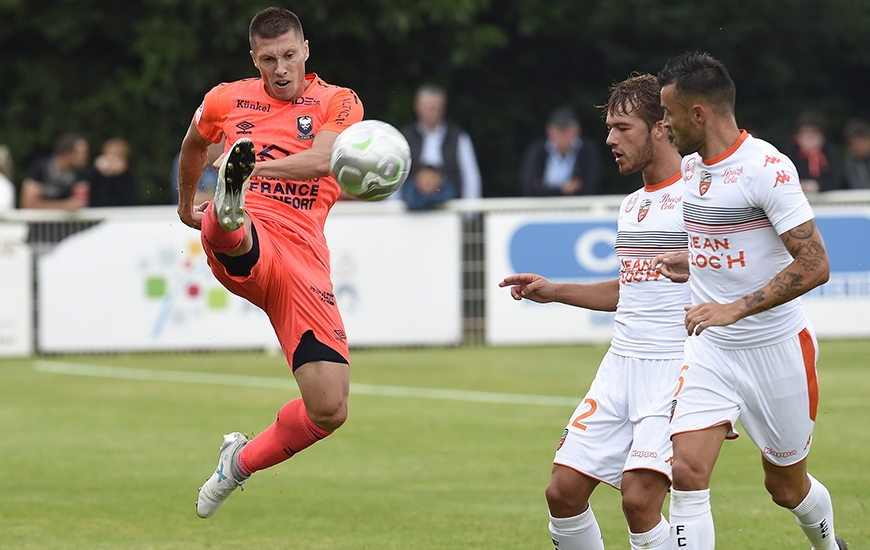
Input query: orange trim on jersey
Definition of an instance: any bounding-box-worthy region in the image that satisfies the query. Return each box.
[799,328,819,421]
[702,130,749,166]
[643,171,682,192]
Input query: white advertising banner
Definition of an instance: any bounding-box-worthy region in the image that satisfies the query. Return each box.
[485,211,618,346]
[485,207,870,346]
[325,210,462,347]
[38,211,462,353]
[0,223,33,356]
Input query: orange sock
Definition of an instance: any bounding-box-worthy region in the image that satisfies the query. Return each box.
[201,201,244,253]
[237,398,331,474]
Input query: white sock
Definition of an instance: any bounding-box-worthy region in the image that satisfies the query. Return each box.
[790,474,837,550]
[549,506,605,550]
[629,514,670,550]
[669,489,715,549]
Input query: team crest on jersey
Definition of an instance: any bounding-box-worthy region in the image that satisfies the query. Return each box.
[684,158,696,181]
[637,198,652,222]
[296,116,314,140]
[195,102,204,124]
[625,193,639,213]
[670,399,677,423]
[699,171,713,195]
[557,428,569,451]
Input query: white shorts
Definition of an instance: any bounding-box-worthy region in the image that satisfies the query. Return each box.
[553,351,682,489]
[670,326,819,466]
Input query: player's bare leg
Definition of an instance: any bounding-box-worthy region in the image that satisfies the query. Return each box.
[669,424,729,549]
[763,458,846,549]
[545,465,604,550]
[621,469,670,550]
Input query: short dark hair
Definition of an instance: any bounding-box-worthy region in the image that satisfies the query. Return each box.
[53,132,86,156]
[793,110,827,135]
[600,72,663,130]
[657,51,736,113]
[415,83,447,103]
[249,7,304,48]
[843,119,870,142]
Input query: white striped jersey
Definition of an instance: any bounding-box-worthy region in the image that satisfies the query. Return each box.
[681,131,815,348]
[612,173,691,359]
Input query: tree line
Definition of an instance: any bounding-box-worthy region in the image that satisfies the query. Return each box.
[2,0,869,203]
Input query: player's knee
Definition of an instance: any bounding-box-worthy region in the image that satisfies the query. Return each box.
[621,488,657,522]
[545,478,586,517]
[671,460,709,491]
[307,399,348,432]
[764,475,806,509]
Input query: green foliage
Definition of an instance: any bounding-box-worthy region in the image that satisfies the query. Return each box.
[1,0,869,202]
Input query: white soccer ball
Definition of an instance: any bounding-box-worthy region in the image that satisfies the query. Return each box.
[330,120,411,201]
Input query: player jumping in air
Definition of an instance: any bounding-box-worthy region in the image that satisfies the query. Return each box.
[501,74,688,550]
[176,7,363,518]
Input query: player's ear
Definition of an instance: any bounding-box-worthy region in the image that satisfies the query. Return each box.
[653,119,666,139]
[303,40,310,62]
[249,50,258,70]
[691,103,706,124]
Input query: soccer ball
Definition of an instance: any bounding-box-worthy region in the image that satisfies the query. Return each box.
[330,120,411,201]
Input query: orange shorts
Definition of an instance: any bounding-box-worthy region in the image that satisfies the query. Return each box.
[202,213,350,369]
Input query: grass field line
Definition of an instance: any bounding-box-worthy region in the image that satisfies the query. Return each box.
[33,360,581,407]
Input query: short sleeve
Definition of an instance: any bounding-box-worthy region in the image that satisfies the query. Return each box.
[319,88,364,134]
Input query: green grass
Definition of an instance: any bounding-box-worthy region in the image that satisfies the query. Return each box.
[0,341,867,549]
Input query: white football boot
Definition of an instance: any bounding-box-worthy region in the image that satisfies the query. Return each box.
[196,432,249,518]
[214,138,256,231]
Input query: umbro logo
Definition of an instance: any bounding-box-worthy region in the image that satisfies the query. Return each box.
[236,121,255,135]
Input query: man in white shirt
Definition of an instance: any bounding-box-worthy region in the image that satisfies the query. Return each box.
[399,83,482,201]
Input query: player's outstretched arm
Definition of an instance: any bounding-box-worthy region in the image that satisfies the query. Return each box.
[652,251,690,283]
[685,219,830,335]
[499,273,619,312]
[252,130,339,181]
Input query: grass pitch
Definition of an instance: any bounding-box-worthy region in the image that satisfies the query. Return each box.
[0,341,867,549]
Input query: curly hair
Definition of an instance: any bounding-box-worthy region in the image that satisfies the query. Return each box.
[599,72,664,130]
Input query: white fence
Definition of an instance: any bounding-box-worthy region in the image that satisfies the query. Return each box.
[2,190,869,356]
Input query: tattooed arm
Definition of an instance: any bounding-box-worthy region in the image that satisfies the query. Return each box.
[684,219,830,335]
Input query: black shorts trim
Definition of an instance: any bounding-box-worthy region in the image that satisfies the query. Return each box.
[215,223,259,277]
[292,330,348,371]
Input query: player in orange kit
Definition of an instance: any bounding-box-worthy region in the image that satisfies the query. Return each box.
[175,7,363,518]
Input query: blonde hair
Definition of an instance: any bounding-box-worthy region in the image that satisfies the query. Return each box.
[0,145,13,180]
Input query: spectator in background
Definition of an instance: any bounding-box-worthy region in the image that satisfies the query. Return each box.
[88,137,139,207]
[399,83,482,200]
[520,106,602,196]
[401,164,457,211]
[0,145,15,211]
[20,132,90,210]
[784,111,842,193]
[843,119,870,189]
[171,139,223,205]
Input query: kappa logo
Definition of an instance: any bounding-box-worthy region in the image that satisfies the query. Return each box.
[699,170,712,195]
[637,198,652,222]
[297,115,314,140]
[625,193,639,213]
[684,158,696,181]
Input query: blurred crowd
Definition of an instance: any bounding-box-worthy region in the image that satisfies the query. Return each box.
[2,98,869,214]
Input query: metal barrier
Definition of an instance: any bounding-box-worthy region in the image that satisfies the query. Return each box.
[3,189,870,352]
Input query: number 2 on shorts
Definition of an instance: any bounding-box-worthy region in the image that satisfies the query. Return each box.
[571,398,598,431]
